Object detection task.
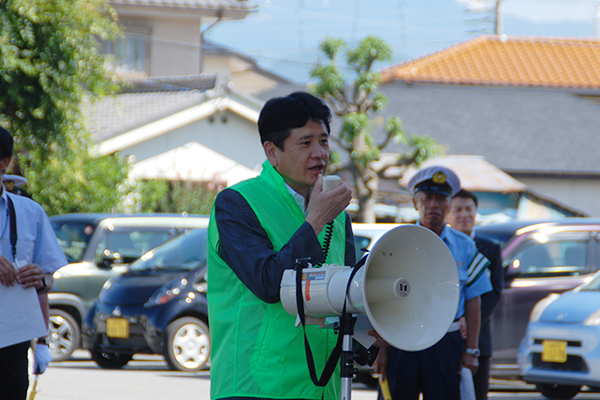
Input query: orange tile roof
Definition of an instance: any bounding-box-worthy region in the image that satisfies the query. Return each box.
[381,35,600,89]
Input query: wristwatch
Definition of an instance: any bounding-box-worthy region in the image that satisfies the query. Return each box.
[36,276,47,293]
[465,348,481,358]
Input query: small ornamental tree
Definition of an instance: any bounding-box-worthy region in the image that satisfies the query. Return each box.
[310,36,443,222]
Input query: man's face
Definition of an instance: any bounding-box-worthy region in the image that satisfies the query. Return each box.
[264,119,329,196]
[447,196,477,236]
[412,191,451,230]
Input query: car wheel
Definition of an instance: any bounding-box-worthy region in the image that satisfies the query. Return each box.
[90,349,133,369]
[165,317,211,372]
[49,309,80,362]
[536,383,581,400]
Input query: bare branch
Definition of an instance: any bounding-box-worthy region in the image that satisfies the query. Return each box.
[330,134,351,152]
[378,128,396,149]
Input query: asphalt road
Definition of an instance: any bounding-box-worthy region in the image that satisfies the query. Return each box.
[27,351,600,400]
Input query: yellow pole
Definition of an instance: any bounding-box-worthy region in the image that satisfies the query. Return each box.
[379,375,392,400]
[28,375,39,400]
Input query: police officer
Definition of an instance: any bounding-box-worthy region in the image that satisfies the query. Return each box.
[377,166,492,400]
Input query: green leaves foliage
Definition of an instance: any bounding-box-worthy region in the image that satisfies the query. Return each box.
[23,138,130,215]
[404,135,445,167]
[0,0,131,215]
[0,0,120,153]
[138,180,220,216]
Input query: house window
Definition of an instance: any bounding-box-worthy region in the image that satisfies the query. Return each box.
[104,26,151,77]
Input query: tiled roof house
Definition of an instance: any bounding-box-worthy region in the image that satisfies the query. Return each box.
[86,76,264,186]
[381,35,600,89]
[85,0,285,187]
[257,35,600,219]
[376,35,600,217]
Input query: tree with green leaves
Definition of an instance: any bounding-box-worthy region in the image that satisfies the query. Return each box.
[138,179,221,216]
[310,36,443,223]
[0,0,131,215]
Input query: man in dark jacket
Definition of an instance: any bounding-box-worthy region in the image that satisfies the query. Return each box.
[446,189,503,400]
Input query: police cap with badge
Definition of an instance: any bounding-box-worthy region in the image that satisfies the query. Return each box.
[407,166,461,197]
[2,174,27,194]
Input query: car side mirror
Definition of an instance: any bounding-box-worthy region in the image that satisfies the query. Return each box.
[503,259,521,286]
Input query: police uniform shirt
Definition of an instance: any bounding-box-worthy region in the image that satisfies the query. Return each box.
[418,220,492,319]
[0,186,67,273]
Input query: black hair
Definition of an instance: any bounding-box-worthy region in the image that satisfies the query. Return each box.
[453,189,478,208]
[257,91,331,150]
[0,127,13,160]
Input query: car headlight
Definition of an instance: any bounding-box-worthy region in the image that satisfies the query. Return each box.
[529,293,560,322]
[584,310,600,326]
[144,278,188,308]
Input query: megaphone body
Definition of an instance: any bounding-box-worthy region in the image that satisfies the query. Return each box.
[280,224,460,351]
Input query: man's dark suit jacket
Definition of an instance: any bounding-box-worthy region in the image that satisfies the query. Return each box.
[473,236,503,357]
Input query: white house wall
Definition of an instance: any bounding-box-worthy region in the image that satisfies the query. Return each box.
[517,176,600,217]
[119,110,265,175]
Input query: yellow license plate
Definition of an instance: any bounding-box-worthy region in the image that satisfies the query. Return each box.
[542,340,567,363]
[107,318,129,339]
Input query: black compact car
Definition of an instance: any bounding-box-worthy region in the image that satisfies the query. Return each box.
[82,228,210,372]
[49,213,209,361]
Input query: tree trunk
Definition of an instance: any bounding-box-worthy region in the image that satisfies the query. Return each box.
[356,193,377,223]
[353,172,379,223]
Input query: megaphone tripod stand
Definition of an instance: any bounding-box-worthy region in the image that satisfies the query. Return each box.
[338,313,357,400]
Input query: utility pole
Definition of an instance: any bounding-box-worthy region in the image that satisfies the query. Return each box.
[495,0,502,35]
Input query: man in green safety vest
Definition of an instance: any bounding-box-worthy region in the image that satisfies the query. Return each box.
[207,92,356,400]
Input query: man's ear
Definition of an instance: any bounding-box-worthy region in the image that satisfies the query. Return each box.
[412,195,418,210]
[263,141,279,167]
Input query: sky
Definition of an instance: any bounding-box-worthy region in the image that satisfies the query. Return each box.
[205,0,599,83]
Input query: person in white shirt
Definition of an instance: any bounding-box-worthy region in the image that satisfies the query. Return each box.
[0,127,68,400]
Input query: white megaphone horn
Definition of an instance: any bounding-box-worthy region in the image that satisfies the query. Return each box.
[280,224,460,351]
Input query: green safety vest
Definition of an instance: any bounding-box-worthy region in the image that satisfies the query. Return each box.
[207,160,347,400]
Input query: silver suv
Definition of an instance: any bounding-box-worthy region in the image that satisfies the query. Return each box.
[49,214,209,361]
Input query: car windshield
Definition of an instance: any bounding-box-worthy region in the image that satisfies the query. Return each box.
[128,228,208,272]
[52,221,95,263]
